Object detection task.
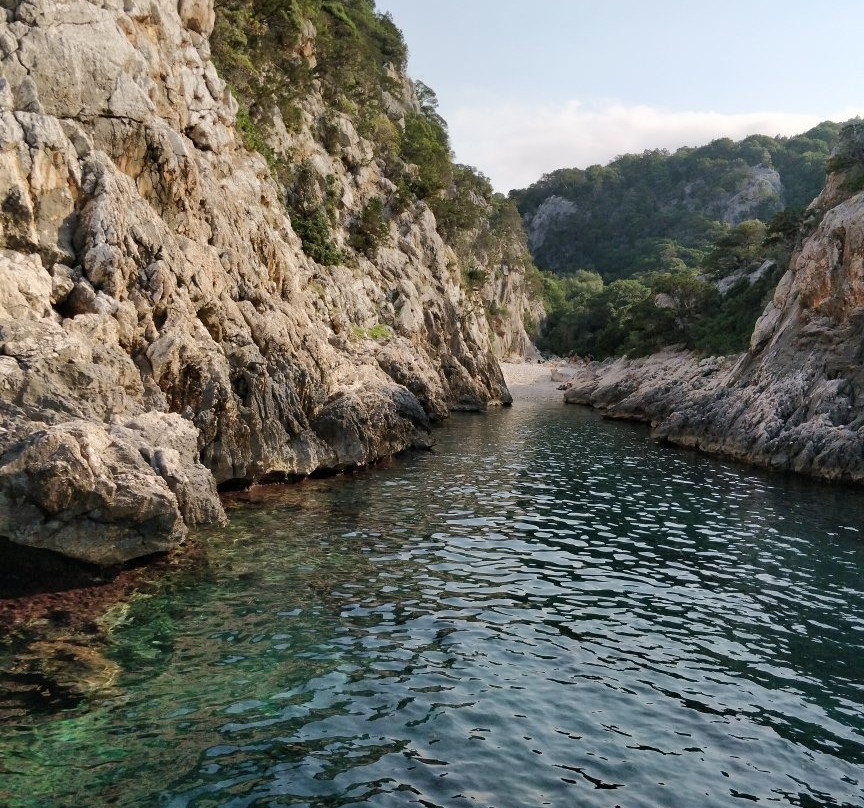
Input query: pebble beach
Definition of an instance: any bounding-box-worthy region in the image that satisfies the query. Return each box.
[500,360,567,403]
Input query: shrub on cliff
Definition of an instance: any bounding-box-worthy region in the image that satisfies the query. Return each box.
[212,0,406,115]
[349,198,389,257]
[400,112,451,199]
[826,118,864,194]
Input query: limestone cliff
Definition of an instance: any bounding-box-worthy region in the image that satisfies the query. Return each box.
[564,152,864,483]
[0,0,540,565]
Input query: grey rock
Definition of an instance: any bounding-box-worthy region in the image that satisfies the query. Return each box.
[0,417,196,565]
[564,178,864,484]
[15,75,41,113]
[0,0,537,565]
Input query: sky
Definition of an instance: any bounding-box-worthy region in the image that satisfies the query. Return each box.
[374,0,864,192]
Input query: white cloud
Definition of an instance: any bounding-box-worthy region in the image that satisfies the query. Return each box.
[444,101,864,193]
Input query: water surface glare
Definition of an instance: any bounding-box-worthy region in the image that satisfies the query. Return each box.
[3,403,864,807]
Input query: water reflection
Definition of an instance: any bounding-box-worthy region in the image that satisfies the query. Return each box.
[1,402,864,807]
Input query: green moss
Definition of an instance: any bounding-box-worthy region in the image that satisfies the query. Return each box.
[350,323,391,341]
[366,323,391,340]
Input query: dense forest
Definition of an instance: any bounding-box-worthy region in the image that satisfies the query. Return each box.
[511,123,856,357]
[511,124,840,280]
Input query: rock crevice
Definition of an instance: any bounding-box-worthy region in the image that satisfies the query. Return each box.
[0,0,537,564]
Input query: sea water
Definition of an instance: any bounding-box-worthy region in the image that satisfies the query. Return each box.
[2,403,863,807]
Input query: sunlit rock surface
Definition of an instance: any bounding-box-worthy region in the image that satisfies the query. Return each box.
[0,0,538,563]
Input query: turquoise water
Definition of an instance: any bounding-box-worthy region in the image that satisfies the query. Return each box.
[2,402,864,807]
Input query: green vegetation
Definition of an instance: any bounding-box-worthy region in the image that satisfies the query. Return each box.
[282,162,342,265]
[827,118,864,195]
[212,0,407,114]
[400,112,451,198]
[349,197,389,256]
[537,214,800,358]
[211,1,464,266]
[511,123,841,282]
[351,323,392,341]
[514,122,856,358]
[826,118,864,174]
[701,219,767,278]
[210,0,546,327]
[427,163,543,306]
[211,0,412,266]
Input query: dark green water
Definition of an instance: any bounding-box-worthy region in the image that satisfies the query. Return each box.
[2,402,864,808]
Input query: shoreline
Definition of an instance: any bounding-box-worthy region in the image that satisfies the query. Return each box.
[500,360,568,404]
[0,370,557,626]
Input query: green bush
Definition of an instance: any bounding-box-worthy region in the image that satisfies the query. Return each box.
[691,270,780,354]
[462,263,487,288]
[234,109,275,162]
[282,161,343,265]
[400,112,451,199]
[292,209,343,266]
[826,119,864,174]
[702,220,767,278]
[349,197,389,256]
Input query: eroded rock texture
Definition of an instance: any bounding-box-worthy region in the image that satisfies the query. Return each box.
[0,0,537,564]
[564,173,864,482]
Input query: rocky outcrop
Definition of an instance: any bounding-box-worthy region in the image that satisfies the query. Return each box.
[524,195,576,254]
[712,165,782,225]
[0,0,537,565]
[564,172,864,482]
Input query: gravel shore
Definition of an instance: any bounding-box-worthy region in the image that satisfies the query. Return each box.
[500,361,566,403]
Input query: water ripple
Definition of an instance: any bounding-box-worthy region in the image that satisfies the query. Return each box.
[3,404,864,807]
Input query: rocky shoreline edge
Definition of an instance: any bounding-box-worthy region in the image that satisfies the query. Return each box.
[553,346,864,484]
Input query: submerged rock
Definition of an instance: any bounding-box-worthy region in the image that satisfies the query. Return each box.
[9,639,120,705]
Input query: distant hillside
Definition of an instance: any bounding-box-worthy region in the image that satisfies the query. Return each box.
[561,120,864,485]
[511,124,841,281]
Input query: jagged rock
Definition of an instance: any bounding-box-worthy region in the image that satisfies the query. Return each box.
[717,166,782,225]
[564,179,864,483]
[524,195,576,253]
[178,0,215,36]
[0,412,223,565]
[0,0,537,565]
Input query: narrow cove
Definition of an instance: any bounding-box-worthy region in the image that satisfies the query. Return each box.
[2,401,863,808]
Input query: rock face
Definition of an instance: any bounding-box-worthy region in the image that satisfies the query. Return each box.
[0,0,538,565]
[564,172,864,482]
